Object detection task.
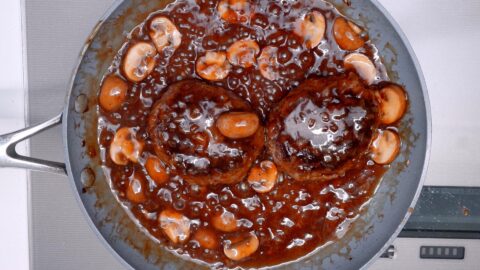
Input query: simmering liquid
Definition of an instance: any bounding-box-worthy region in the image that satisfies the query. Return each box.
[96,0,405,268]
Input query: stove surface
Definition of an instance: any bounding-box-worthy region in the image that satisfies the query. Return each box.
[25,0,480,269]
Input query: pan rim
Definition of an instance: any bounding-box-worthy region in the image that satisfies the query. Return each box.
[359,0,432,269]
[62,0,136,269]
[61,0,432,269]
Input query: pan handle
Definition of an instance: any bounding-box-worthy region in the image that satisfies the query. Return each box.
[0,114,66,175]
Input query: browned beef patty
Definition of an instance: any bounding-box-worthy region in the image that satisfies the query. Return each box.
[267,72,378,181]
[148,80,264,185]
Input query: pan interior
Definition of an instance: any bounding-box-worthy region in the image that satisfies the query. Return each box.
[63,0,429,269]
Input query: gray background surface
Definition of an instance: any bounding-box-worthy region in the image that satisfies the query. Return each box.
[26,0,480,269]
[26,0,123,269]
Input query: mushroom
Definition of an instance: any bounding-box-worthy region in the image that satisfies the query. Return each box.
[122,42,157,83]
[126,172,147,203]
[227,39,260,68]
[376,85,408,125]
[217,0,254,24]
[216,112,260,139]
[257,46,280,81]
[109,127,144,165]
[370,129,401,165]
[148,16,182,53]
[294,10,326,49]
[196,51,231,81]
[159,209,191,244]
[223,232,259,261]
[193,228,219,249]
[99,75,128,112]
[145,156,169,185]
[344,52,377,85]
[211,210,238,232]
[333,17,366,51]
[247,161,278,193]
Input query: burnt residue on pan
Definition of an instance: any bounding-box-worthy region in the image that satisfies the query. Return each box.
[67,0,419,269]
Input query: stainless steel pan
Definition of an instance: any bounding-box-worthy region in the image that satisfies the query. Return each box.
[0,0,431,269]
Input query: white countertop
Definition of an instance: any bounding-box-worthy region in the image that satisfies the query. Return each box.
[1,0,479,269]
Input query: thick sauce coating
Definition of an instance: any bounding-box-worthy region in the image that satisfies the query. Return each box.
[147,80,264,185]
[96,0,406,268]
[267,72,377,182]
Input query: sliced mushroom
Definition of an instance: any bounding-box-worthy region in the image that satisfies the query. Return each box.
[370,130,401,165]
[257,46,280,81]
[211,210,238,232]
[148,16,182,53]
[294,10,326,49]
[376,85,408,125]
[218,0,254,24]
[193,228,219,249]
[196,51,231,81]
[109,127,144,165]
[344,53,377,85]
[99,75,128,112]
[247,161,278,193]
[126,172,147,203]
[145,156,169,184]
[227,39,260,68]
[333,17,366,51]
[216,112,260,139]
[122,42,157,83]
[224,232,259,261]
[159,209,191,244]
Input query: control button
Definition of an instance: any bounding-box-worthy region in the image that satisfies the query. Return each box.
[380,245,396,259]
[420,246,465,259]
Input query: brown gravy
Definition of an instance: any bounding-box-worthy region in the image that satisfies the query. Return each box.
[96,0,405,268]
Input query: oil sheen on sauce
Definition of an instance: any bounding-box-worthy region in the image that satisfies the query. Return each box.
[96,0,397,268]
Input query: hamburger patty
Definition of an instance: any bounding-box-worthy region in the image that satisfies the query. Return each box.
[267,72,378,181]
[148,80,264,185]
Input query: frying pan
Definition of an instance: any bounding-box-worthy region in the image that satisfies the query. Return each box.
[0,0,431,269]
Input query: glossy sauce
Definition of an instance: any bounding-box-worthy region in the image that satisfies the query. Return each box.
[97,0,396,268]
[267,73,379,182]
